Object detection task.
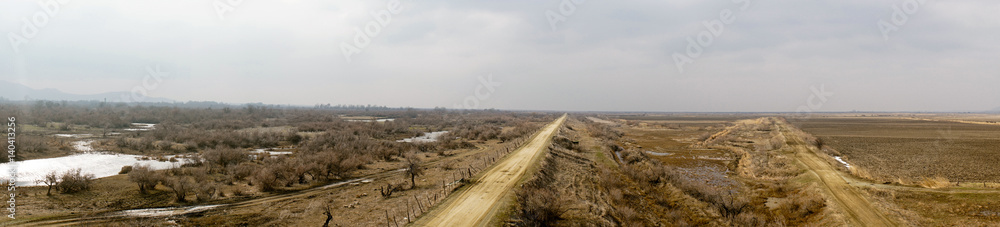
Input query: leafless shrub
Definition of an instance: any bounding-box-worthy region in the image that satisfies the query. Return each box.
[163,175,196,202]
[379,183,395,199]
[57,168,95,194]
[731,212,776,227]
[405,152,425,188]
[228,162,259,181]
[552,136,579,151]
[18,134,49,155]
[196,182,218,202]
[36,171,59,196]
[621,150,647,165]
[129,164,162,194]
[775,190,826,224]
[588,123,624,141]
[512,153,567,226]
[119,165,133,174]
[513,186,567,226]
[202,147,248,170]
[710,191,749,220]
[281,158,318,185]
[614,205,643,226]
[253,167,283,192]
[312,152,366,180]
[498,121,542,142]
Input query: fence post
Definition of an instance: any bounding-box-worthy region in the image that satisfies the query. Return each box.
[415,195,424,213]
[385,210,391,227]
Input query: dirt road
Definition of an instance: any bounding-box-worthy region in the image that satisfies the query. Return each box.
[413,115,567,226]
[17,142,504,226]
[779,123,896,227]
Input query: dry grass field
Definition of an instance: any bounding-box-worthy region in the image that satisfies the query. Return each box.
[789,114,1000,226]
[550,115,844,226]
[789,116,1000,183]
[506,116,722,226]
[9,109,1000,226]
[0,102,560,226]
[581,114,1000,226]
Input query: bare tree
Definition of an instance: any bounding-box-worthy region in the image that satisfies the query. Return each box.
[322,199,335,227]
[253,167,282,192]
[128,164,161,194]
[405,151,424,189]
[163,176,196,202]
[202,147,248,171]
[36,171,59,196]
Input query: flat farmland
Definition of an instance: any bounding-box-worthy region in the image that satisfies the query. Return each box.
[609,113,762,122]
[790,117,1000,183]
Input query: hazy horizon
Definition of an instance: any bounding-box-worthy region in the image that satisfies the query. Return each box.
[3,0,998,112]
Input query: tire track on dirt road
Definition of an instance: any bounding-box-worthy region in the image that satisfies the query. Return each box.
[779,123,896,227]
[412,114,567,227]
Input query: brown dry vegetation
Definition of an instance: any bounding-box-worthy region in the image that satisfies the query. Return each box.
[1,101,560,226]
[510,115,835,226]
[790,117,1000,185]
[693,117,833,226]
[789,115,1000,226]
[510,117,715,226]
[9,101,1000,226]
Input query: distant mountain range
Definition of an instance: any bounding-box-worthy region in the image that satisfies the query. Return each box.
[0,80,173,103]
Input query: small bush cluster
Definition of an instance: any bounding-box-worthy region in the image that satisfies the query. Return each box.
[57,168,95,194]
[511,151,567,226]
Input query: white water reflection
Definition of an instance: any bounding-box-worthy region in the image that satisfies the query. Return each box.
[397,131,449,143]
[124,123,157,131]
[644,151,672,156]
[1,140,183,186]
[54,134,93,138]
[72,140,95,152]
[1,153,183,186]
[344,119,395,123]
[248,148,294,159]
[834,156,851,169]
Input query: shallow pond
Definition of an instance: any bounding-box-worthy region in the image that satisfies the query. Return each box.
[124,123,157,131]
[1,153,183,186]
[1,140,182,186]
[397,131,449,143]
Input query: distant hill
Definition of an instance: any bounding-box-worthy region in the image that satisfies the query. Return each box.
[0,80,173,103]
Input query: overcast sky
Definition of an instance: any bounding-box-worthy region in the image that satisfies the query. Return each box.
[1,0,998,112]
